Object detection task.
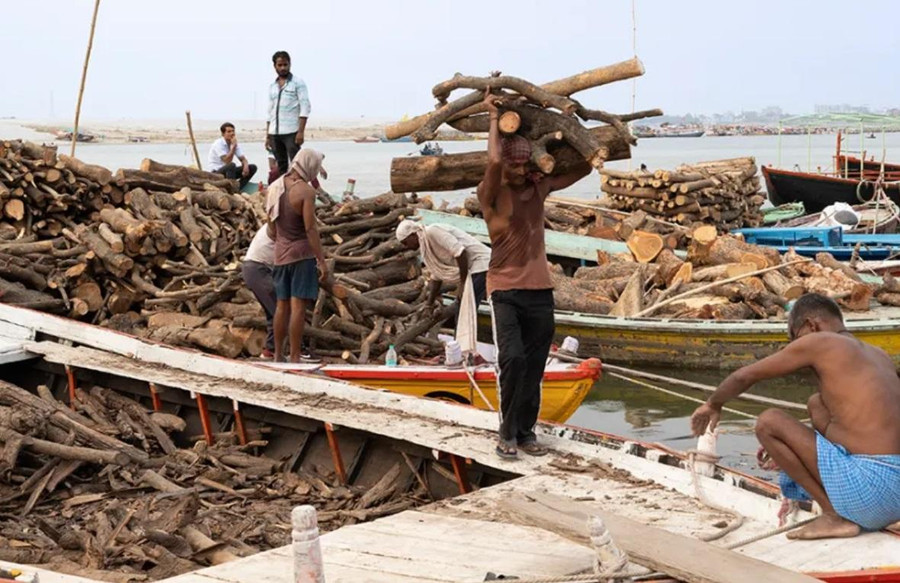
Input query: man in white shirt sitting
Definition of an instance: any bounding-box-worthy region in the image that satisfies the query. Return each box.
[208,122,257,188]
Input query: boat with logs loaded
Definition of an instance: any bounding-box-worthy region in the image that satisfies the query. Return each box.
[0,302,897,581]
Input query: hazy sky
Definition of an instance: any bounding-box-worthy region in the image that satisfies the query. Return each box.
[3,1,897,123]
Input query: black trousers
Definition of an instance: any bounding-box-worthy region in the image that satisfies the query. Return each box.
[241,260,275,352]
[217,162,258,189]
[269,132,300,176]
[490,288,555,445]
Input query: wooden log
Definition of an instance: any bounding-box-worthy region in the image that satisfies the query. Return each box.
[72,281,103,312]
[58,154,112,186]
[498,111,522,134]
[688,233,778,269]
[761,270,804,300]
[608,269,644,317]
[815,252,863,283]
[0,427,130,466]
[384,57,645,140]
[73,225,134,277]
[531,131,563,174]
[116,168,237,194]
[653,248,691,287]
[341,258,420,289]
[140,158,232,183]
[617,210,647,240]
[178,208,205,243]
[626,230,663,263]
[3,199,24,221]
[97,223,125,253]
[335,191,407,217]
[390,125,629,193]
[148,325,243,358]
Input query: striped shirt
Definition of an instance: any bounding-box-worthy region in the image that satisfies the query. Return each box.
[268,74,311,135]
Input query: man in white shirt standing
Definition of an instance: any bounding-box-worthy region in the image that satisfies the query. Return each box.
[242,225,276,358]
[266,50,311,178]
[208,122,257,188]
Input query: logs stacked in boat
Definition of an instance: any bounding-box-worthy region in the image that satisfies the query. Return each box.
[543,224,885,320]
[0,142,261,350]
[600,157,765,230]
[445,197,690,249]
[387,59,664,193]
[0,378,424,581]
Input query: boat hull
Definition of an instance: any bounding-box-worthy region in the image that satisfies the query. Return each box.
[480,308,900,369]
[264,362,598,423]
[763,166,884,213]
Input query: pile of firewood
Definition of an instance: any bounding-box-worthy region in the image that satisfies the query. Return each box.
[0,378,423,582]
[552,224,891,319]
[0,141,260,326]
[386,58,663,193]
[445,197,690,250]
[99,189,445,363]
[600,157,765,230]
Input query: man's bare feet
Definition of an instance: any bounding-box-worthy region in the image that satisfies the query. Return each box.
[786,513,861,540]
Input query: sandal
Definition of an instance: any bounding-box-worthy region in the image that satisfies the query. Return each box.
[519,442,549,456]
[495,441,518,460]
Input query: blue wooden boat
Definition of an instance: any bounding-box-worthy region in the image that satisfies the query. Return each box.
[734,225,900,260]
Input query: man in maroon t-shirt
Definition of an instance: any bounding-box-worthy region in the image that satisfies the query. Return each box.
[477,91,591,459]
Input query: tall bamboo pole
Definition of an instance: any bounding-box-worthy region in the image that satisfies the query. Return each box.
[71,0,102,157]
[185,111,202,170]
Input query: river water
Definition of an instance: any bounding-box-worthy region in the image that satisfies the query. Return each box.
[22,132,900,478]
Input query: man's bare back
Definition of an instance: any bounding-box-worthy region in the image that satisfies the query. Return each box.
[803,331,900,455]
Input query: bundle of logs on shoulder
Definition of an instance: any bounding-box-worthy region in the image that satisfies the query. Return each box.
[599,157,765,230]
[554,224,899,320]
[0,378,424,582]
[386,58,664,193]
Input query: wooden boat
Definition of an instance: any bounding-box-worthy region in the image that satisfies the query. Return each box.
[473,303,900,370]
[836,155,900,181]
[774,198,900,234]
[735,226,900,261]
[0,303,898,581]
[262,358,601,423]
[762,202,806,224]
[761,165,900,213]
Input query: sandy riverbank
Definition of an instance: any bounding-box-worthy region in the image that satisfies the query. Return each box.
[11,119,386,144]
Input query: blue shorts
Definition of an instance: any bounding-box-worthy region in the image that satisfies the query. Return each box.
[273,258,318,301]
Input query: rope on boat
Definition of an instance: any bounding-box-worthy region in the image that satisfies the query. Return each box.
[606,371,758,420]
[463,360,495,411]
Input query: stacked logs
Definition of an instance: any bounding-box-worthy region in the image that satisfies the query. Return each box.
[0,141,263,355]
[445,197,690,250]
[548,224,885,320]
[600,157,765,230]
[387,59,664,193]
[0,379,424,581]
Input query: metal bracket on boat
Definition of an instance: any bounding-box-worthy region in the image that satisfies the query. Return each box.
[148,382,163,412]
[232,399,248,446]
[64,365,77,411]
[431,449,472,495]
[324,423,347,485]
[190,391,215,446]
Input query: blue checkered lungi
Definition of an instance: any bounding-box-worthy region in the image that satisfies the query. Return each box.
[779,432,900,531]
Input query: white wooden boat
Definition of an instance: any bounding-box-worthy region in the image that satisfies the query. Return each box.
[0,302,897,582]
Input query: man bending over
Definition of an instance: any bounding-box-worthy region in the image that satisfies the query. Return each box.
[691,293,900,539]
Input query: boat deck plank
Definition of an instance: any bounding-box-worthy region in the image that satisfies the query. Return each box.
[425,472,900,574]
[159,511,594,583]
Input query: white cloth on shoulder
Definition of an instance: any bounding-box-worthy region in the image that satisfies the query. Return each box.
[265,150,326,221]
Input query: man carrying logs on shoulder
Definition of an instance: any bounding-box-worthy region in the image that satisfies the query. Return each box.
[395,219,490,326]
[478,90,591,459]
[265,150,328,363]
[690,293,900,539]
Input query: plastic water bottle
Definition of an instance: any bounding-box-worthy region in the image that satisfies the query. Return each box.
[560,336,580,356]
[444,339,462,366]
[385,344,398,367]
[342,178,356,202]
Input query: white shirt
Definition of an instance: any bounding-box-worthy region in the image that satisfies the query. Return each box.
[268,74,311,135]
[207,137,245,172]
[424,224,491,281]
[244,226,275,265]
